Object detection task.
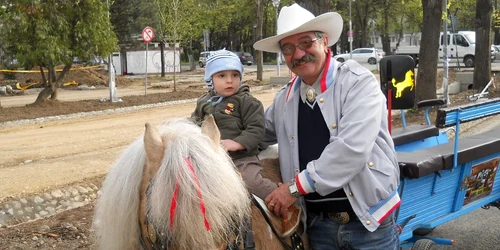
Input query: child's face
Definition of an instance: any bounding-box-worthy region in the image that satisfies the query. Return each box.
[212,70,241,97]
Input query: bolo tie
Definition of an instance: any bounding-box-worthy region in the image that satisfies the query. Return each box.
[305,86,317,109]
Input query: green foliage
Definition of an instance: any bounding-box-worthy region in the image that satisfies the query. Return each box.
[0,0,117,69]
[401,0,423,32]
[449,0,476,30]
[110,0,156,48]
[1,0,483,67]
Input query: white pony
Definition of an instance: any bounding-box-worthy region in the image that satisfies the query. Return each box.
[93,117,251,250]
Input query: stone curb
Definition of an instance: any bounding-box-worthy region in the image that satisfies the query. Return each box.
[0,182,101,228]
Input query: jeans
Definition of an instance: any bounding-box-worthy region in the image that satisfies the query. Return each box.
[306,212,400,250]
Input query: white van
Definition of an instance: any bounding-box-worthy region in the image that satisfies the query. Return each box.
[395,31,494,67]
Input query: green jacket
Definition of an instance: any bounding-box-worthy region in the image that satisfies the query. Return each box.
[191,85,265,160]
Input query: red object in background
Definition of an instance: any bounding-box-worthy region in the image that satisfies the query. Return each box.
[388,88,392,135]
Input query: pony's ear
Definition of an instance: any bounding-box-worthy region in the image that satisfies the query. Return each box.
[144,123,164,165]
[201,115,221,146]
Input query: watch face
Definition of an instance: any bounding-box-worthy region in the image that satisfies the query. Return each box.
[289,182,300,197]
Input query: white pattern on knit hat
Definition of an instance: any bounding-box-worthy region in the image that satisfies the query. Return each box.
[204,49,244,89]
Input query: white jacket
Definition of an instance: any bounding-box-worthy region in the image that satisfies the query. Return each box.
[260,59,401,232]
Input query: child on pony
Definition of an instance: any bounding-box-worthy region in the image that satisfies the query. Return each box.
[191,49,300,237]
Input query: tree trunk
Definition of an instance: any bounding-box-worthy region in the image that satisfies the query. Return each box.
[473,0,493,90]
[160,41,165,77]
[255,0,264,81]
[295,0,331,16]
[495,0,499,44]
[354,1,370,48]
[415,0,442,105]
[49,67,58,100]
[39,66,47,87]
[382,9,392,55]
[34,64,72,104]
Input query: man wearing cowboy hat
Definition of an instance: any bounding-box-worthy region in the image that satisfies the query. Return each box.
[255,4,400,250]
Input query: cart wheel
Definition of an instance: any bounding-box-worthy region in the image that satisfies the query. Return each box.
[411,239,436,250]
[413,227,435,236]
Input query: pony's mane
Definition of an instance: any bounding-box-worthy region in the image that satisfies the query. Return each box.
[93,118,251,250]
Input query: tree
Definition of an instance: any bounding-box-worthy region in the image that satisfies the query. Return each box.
[110,0,156,50]
[374,0,403,55]
[154,0,180,80]
[295,0,331,16]
[1,0,117,104]
[415,0,443,104]
[473,0,493,90]
[449,0,476,31]
[255,0,264,81]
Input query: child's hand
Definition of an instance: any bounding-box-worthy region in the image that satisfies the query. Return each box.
[221,139,244,152]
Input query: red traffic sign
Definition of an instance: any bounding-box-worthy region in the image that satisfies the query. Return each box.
[142,26,154,43]
[347,30,354,37]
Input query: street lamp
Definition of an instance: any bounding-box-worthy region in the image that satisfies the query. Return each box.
[370,19,376,47]
[106,0,117,102]
[253,23,257,58]
[272,0,281,76]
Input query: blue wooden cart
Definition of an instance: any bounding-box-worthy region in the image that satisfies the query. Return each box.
[380,56,500,249]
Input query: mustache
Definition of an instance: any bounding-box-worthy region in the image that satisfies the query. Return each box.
[291,54,316,68]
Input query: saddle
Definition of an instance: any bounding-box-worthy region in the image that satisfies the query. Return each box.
[252,195,304,250]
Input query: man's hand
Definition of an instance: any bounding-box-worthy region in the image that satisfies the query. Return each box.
[221,139,244,152]
[265,182,297,217]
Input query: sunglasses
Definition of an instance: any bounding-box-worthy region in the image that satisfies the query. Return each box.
[280,38,319,56]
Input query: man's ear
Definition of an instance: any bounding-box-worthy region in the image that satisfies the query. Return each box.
[323,36,329,52]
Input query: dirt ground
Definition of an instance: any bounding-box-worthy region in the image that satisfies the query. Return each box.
[0,203,97,249]
[0,66,499,250]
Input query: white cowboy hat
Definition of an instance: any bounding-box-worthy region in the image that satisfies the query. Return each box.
[254,3,343,53]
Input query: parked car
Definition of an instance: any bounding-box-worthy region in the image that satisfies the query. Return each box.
[333,48,384,65]
[199,51,215,68]
[234,52,254,66]
[492,45,500,62]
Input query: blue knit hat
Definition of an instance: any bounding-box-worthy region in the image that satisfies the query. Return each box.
[204,49,244,89]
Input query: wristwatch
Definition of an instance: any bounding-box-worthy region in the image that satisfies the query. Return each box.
[288,178,302,198]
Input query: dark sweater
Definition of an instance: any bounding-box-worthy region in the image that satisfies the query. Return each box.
[298,99,353,213]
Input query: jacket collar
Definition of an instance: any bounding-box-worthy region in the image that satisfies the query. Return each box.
[285,50,335,103]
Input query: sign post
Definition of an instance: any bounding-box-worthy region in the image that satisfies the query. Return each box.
[142,26,154,96]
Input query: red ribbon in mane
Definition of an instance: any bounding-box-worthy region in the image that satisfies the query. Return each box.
[169,157,211,231]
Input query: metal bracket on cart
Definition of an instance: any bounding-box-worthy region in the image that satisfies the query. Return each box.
[482,200,500,210]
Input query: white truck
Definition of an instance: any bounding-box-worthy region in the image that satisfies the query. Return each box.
[394,31,492,67]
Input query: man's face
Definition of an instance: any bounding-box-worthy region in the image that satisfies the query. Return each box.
[279,32,328,84]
